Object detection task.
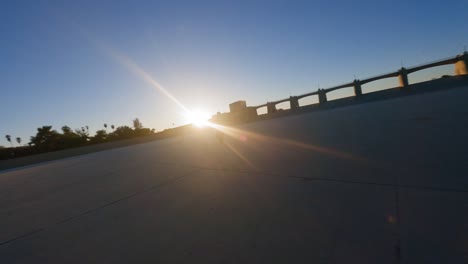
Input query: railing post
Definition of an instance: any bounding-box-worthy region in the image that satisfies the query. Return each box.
[318,89,327,104]
[267,102,277,114]
[398,67,409,89]
[455,52,468,75]
[353,79,362,98]
[290,96,299,111]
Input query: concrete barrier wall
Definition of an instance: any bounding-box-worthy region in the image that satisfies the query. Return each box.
[255,53,468,115]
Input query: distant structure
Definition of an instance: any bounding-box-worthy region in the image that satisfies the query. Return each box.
[229,101,247,113]
[211,100,257,125]
[211,52,468,125]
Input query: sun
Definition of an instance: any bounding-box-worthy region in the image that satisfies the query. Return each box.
[187,110,211,127]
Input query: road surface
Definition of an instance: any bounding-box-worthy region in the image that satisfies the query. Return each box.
[1,87,468,263]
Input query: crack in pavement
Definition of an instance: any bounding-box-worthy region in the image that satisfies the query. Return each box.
[0,168,200,247]
[187,164,468,194]
[1,162,466,249]
[285,174,468,194]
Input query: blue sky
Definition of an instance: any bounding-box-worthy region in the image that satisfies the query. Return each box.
[1,0,467,146]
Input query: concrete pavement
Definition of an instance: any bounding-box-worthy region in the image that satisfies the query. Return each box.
[1,86,468,263]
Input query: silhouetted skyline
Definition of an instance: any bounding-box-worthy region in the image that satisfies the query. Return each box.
[1,0,467,146]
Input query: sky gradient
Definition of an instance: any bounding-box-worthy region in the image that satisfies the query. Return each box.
[1,0,467,146]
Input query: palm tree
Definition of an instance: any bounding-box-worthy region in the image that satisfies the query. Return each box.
[16,137,21,146]
[5,135,12,147]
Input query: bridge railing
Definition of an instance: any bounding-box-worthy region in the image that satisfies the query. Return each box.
[253,52,468,114]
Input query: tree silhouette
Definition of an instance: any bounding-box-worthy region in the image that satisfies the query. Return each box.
[75,127,89,142]
[108,126,134,140]
[61,126,83,148]
[91,129,108,143]
[133,118,143,130]
[5,135,12,147]
[61,126,73,135]
[2,118,158,160]
[30,126,60,150]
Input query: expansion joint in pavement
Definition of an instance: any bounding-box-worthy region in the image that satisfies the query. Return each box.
[0,168,201,248]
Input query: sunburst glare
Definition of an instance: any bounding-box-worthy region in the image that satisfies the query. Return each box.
[186,110,211,127]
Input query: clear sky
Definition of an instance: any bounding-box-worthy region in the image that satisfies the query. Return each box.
[1,0,467,146]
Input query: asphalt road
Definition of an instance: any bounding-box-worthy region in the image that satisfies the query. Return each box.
[1,87,468,263]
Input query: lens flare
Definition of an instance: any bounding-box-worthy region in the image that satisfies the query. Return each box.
[186,110,211,127]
